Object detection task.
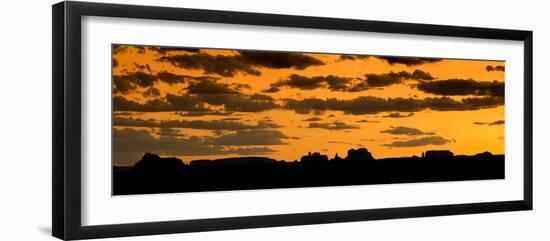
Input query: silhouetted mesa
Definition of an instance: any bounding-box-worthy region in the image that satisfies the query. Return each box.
[301,152,329,164]
[345,148,375,161]
[423,150,453,158]
[113,148,504,195]
[190,156,277,167]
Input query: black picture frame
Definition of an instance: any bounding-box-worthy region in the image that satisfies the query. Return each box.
[52,1,533,240]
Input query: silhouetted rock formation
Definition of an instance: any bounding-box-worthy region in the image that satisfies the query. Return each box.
[133,153,186,176]
[332,153,344,162]
[301,152,329,164]
[424,150,454,158]
[191,157,277,167]
[113,148,504,195]
[114,153,187,194]
[475,151,493,159]
[345,148,374,161]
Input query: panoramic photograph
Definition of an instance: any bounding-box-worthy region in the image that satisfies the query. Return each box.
[111,44,505,195]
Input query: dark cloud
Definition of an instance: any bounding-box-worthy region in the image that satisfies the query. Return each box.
[418,96,466,111]
[318,75,359,91]
[156,127,184,137]
[283,96,424,115]
[125,46,201,55]
[307,121,360,130]
[337,82,369,92]
[113,95,207,112]
[380,126,435,136]
[302,117,323,122]
[273,74,333,90]
[270,74,359,91]
[486,65,505,72]
[175,111,233,117]
[231,83,252,91]
[114,91,279,113]
[338,55,370,61]
[207,129,290,146]
[151,77,280,113]
[158,53,261,77]
[113,111,135,116]
[143,87,160,97]
[365,71,409,87]
[365,70,434,87]
[410,69,435,80]
[283,95,504,115]
[338,55,440,69]
[383,112,414,118]
[455,96,504,110]
[239,51,324,70]
[146,46,200,54]
[270,75,359,92]
[158,51,324,77]
[134,63,151,72]
[114,96,175,112]
[424,96,504,111]
[185,79,240,94]
[270,71,433,93]
[221,117,241,121]
[113,71,211,94]
[356,119,380,123]
[113,71,156,94]
[114,116,281,130]
[112,45,129,54]
[376,56,442,66]
[198,93,280,112]
[179,78,279,112]
[339,55,357,61]
[269,71,434,94]
[473,120,505,126]
[417,79,504,97]
[261,86,281,93]
[165,94,211,111]
[383,136,450,147]
[118,75,273,112]
[159,71,211,84]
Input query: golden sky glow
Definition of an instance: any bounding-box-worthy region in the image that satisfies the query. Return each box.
[112,45,505,166]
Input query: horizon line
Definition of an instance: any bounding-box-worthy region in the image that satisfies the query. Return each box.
[113,149,505,167]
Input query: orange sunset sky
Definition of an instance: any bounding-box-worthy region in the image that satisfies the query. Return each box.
[112,44,505,166]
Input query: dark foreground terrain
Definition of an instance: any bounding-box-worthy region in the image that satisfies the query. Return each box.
[113,148,504,195]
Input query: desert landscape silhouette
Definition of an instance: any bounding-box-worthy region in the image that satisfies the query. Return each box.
[111,45,506,195]
[113,148,504,195]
